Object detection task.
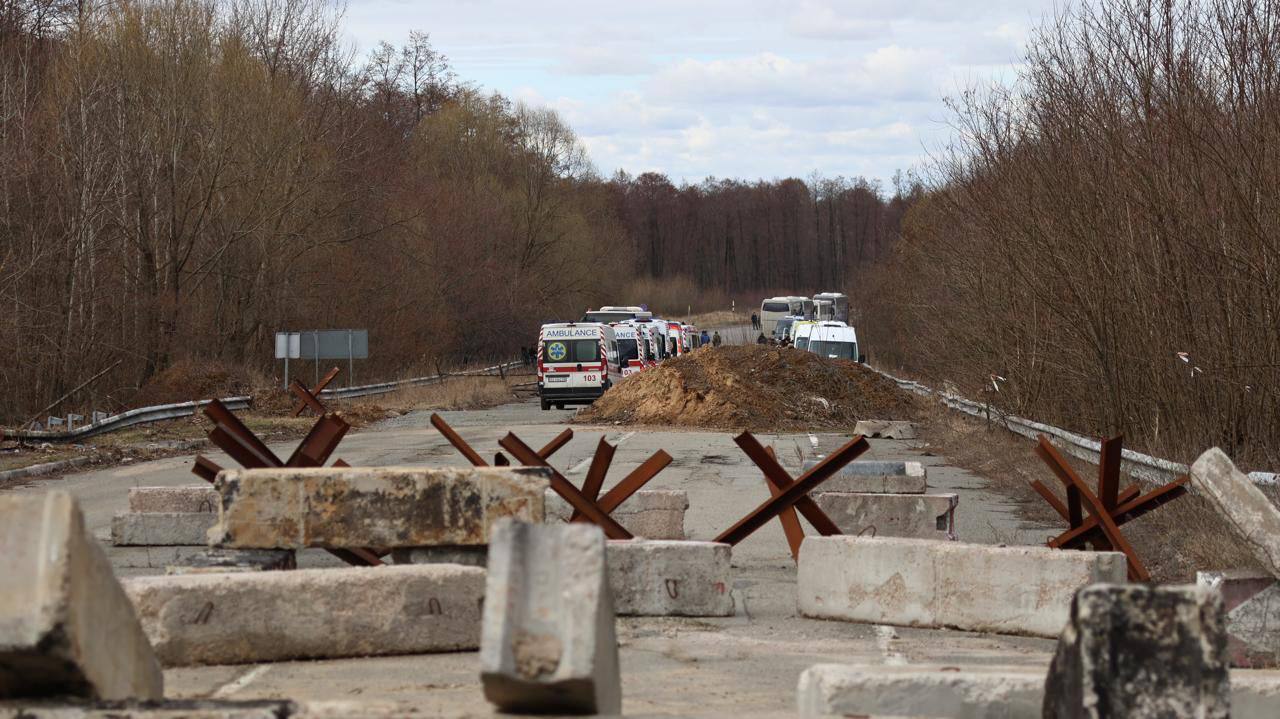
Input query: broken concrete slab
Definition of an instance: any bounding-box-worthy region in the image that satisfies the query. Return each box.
[853,420,918,440]
[0,492,163,700]
[1044,583,1229,718]
[209,466,549,549]
[123,564,484,666]
[165,549,295,575]
[480,519,620,715]
[545,488,688,539]
[0,700,288,718]
[798,536,1127,637]
[812,492,958,540]
[1198,570,1280,667]
[111,512,216,546]
[797,664,1043,718]
[801,460,927,494]
[128,486,219,514]
[1191,447,1280,577]
[607,540,734,617]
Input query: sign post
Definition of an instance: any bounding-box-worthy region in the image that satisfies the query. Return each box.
[277,330,369,390]
[274,332,301,389]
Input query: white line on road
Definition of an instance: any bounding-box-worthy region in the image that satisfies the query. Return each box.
[211,665,271,698]
[875,625,908,666]
[568,431,637,474]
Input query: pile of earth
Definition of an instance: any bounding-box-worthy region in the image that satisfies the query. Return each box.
[576,344,920,431]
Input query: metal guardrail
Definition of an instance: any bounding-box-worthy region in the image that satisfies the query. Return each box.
[4,396,252,444]
[3,360,525,444]
[870,366,1277,486]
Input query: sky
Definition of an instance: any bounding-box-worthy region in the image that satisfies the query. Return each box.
[342,0,1060,187]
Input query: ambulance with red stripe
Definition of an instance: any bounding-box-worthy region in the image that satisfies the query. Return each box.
[612,323,646,377]
[537,322,622,411]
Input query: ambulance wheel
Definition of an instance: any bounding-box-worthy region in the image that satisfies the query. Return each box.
[540,398,550,411]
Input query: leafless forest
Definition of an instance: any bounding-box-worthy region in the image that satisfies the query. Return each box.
[861,0,1280,468]
[0,0,906,421]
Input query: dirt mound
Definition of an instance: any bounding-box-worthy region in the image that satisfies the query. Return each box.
[577,345,920,431]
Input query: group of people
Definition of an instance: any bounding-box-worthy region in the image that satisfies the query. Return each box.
[756,332,791,347]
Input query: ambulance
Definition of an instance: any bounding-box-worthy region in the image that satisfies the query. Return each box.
[537,322,621,410]
[612,323,645,377]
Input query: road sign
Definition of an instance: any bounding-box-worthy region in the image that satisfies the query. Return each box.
[275,333,301,359]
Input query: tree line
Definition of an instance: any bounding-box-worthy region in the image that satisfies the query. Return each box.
[859,0,1280,469]
[0,0,909,422]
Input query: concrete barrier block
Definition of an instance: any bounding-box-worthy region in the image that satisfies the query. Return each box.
[1044,584,1229,718]
[797,664,1043,718]
[209,466,549,549]
[111,512,216,546]
[0,492,163,700]
[0,701,287,718]
[801,460,927,494]
[480,520,620,715]
[607,540,733,616]
[812,493,957,540]
[1199,570,1280,667]
[128,486,219,514]
[165,549,295,575]
[545,488,688,539]
[1191,448,1280,577]
[123,564,484,666]
[853,420,917,440]
[798,536,1127,637]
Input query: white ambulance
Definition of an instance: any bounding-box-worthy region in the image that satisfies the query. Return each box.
[537,322,621,410]
[612,323,645,377]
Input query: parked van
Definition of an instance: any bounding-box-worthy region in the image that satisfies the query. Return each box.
[773,315,804,341]
[806,322,860,361]
[537,322,620,410]
[790,320,817,350]
[613,323,644,377]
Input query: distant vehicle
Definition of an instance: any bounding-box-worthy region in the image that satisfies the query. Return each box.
[628,318,668,366]
[759,296,792,336]
[612,323,644,377]
[666,320,685,356]
[682,324,700,351]
[814,298,835,322]
[537,322,620,410]
[806,322,860,361]
[773,315,804,341]
[790,320,817,350]
[813,292,849,323]
[582,306,653,324]
[787,296,815,320]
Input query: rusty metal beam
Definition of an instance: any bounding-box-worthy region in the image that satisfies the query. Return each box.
[538,429,574,460]
[735,432,842,537]
[192,455,223,484]
[1032,481,1140,525]
[286,415,349,468]
[210,425,278,469]
[498,433,633,540]
[1036,436,1149,581]
[594,450,672,515]
[570,438,616,522]
[494,453,510,466]
[289,379,326,417]
[205,400,283,468]
[1098,435,1123,510]
[762,446,806,560]
[292,367,340,417]
[715,435,869,546]
[1051,477,1189,550]
[430,412,487,467]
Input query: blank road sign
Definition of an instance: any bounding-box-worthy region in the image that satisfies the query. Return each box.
[297,330,369,360]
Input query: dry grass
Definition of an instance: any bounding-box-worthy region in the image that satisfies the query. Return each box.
[917,401,1267,582]
[374,376,518,413]
[680,310,742,327]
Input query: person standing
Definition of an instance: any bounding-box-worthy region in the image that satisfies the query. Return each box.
[750,313,759,330]
[712,331,722,347]
[700,329,710,346]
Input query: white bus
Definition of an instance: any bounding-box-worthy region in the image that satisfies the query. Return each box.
[787,296,815,320]
[581,306,652,324]
[759,296,792,336]
[813,293,849,323]
[806,322,860,361]
[814,298,834,322]
[537,322,622,410]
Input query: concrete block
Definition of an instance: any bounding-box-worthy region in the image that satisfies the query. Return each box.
[607,540,734,616]
[390,545,488,568]
[798,536,1127,637]
[165,549,296,575]
[797,664,1044,718]
[1199,570,1280,667]
[545,488,688,539]
[209,466,549,549]
[1044,584,1229,718]
[1191,448,1280,577]
[480,520,620,715]
[801,459,927,494]
[0,492,163,700]
[853,420,918,440]
[813,492,957,540]
[0,700,287,718]
[128,486,218,514]
[123,564,484,666]
[111,512,215,546]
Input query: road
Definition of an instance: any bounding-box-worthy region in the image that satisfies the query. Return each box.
[11,398,1060,716]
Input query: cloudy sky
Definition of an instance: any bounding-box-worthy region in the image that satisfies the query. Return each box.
[343,0,1058,186]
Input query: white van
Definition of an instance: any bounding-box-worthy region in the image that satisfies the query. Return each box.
[537,323,621,410]
[791,320,817,350]
[806,322,860,361]
[612,323,644,377]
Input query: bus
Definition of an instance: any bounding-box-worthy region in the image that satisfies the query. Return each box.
[787,296,815,320]
[813,293,849,323]
[759,296,792,336]
[581,306,652,324]
[537,322,622,410]
[814,298,834,322]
